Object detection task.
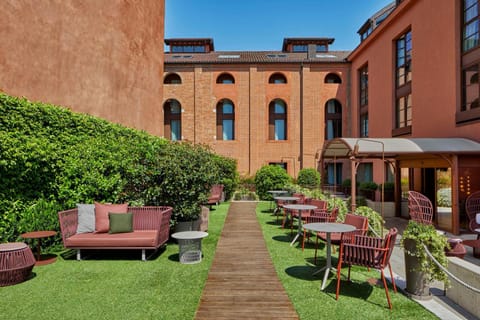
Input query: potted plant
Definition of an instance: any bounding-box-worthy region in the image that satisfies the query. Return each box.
[401,220,449,299]
[359,181,378,201]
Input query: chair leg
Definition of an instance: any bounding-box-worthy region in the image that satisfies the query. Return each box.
[302,230,306,251]
[347,265,351,281]
[281,209,288,228]
[336,256,343,300]
[314,236,319,264]
[388,263,397,293]
[381,270,393,309]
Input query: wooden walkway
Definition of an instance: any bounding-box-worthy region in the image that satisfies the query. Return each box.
[195,202,299,320]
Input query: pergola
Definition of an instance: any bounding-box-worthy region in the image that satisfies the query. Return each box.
[320,137,480,234]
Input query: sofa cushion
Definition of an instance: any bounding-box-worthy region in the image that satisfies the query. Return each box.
[95,202,128,233]
[65,230,158,247]
[109,212,133,234]
[76,204,95,234]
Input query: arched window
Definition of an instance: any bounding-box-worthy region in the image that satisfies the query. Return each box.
[164,99,181,141]
[216,73,235,84]
[164,73,182,84]
[325,99,342,140]
[269,73,287,84]
[269,99,287,140]
[216,99,235,140]
[324,73,342,84]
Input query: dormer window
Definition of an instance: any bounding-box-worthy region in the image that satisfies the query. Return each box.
[282,38,334,53]
[171,45,206,53]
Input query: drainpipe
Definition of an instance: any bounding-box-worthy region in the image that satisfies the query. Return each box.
[299,62,304,171]
[193,66,196,144]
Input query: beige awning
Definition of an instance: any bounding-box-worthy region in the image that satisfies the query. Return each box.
[321,137,480,159]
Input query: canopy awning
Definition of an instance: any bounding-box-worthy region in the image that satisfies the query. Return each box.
[321,138,480,159]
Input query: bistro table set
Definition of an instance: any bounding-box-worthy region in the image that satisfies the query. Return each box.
[268,190,358,291]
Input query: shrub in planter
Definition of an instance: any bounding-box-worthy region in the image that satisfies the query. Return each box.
[401,221,449,296]
[359,181,378,201]
[254,165,291,200]
[296,168,320,188]
[379,182,395,201]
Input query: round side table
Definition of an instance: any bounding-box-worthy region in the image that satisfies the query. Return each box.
[0,242,36,286]
[21,231,57,266]
[172,231,208,264]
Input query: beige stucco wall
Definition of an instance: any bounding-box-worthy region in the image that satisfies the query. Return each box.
[0,0,164,135]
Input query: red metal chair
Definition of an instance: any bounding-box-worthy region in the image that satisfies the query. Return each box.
[407,191,433,225]
[302,206,338,251]
[281,193,306,229]
[465,190,480,239]
[316,213,368,258]
[336,228,398,309]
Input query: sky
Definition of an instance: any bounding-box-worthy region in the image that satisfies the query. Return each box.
[165,0,395,52]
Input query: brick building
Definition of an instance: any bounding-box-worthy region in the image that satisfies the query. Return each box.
[163,38,350,180]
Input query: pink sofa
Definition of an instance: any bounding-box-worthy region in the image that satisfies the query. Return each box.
[58,206,172,261]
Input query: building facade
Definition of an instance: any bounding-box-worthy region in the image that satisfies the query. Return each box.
[0,0,165,136]
[345,0,480,233]
[163,38,350,179]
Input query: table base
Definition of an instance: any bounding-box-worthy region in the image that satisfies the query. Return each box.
[35,254,57,266]
[462,239,480,258]
[313,265,337,290]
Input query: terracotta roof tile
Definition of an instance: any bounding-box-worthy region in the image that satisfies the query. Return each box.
[165,50,351,64]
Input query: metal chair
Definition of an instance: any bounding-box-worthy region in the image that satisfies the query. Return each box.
[315,213,368,262]
[465,191,480,239]
[336,228,398,309]
[302,206,338,251]
[407,191,434,225]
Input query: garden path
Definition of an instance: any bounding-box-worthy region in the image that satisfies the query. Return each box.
[195,201,299,320]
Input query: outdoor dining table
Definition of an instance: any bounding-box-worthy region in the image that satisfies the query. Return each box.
[283,204,317,247]
[267,190,288,212]
[273,196,300,223]
[303,222,356,290]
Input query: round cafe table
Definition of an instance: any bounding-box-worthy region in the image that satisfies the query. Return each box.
[21,231,57,266]
[303,222,356,290]
[267,190,288,212]
[283,204,317,246]
[273,196,300,223]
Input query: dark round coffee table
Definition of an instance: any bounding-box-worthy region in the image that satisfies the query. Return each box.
[21,231,57,266]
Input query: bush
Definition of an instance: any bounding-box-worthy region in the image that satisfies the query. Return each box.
[437,188,452,207]
[296,168,320,188]
[0,93,236,244]
[254,165,291,200]
[354,206,384,237]
[359,181,378,191]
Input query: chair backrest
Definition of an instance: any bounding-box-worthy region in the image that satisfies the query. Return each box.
[307,207,339,223]
[466,191,480,223]
[408,191,433,225]
[293,193,305,204]
[344,213,368,235]
[378,228,398,267]
[309,199,327,211]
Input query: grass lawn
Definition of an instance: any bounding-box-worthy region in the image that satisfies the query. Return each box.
[256,201,439,320]
[0,202,229,320]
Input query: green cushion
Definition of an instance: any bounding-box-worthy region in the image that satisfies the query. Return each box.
[108,212,133,234]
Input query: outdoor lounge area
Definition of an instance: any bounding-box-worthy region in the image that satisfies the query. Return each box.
[3,199,480,319]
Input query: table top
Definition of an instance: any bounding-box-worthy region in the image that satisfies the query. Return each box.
[21,230,57,239]
[283,204,317,211]
[0,242,28,252]
[268,190,288,194]
[172,231,208,240]
[303,222,356,233]
[274,196,299,201]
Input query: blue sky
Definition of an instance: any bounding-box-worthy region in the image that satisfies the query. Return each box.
[165,0,394,52]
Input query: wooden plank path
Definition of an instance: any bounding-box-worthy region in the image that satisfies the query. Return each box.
[195,201,299,320]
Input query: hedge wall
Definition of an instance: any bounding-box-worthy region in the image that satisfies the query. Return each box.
[0,93,236,248]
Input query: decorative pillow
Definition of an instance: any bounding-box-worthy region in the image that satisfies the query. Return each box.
[94,202,128,233]
[109,212,133,234]
[76,204,95,234]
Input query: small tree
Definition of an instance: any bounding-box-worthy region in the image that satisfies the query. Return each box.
[254,165,291,200]
[296,168,320,188]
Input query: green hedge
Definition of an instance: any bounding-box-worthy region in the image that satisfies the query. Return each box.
[254,165,291,200]
[0,93,237,246]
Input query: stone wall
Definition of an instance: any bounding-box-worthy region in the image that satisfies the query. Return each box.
[446,257,480,318]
